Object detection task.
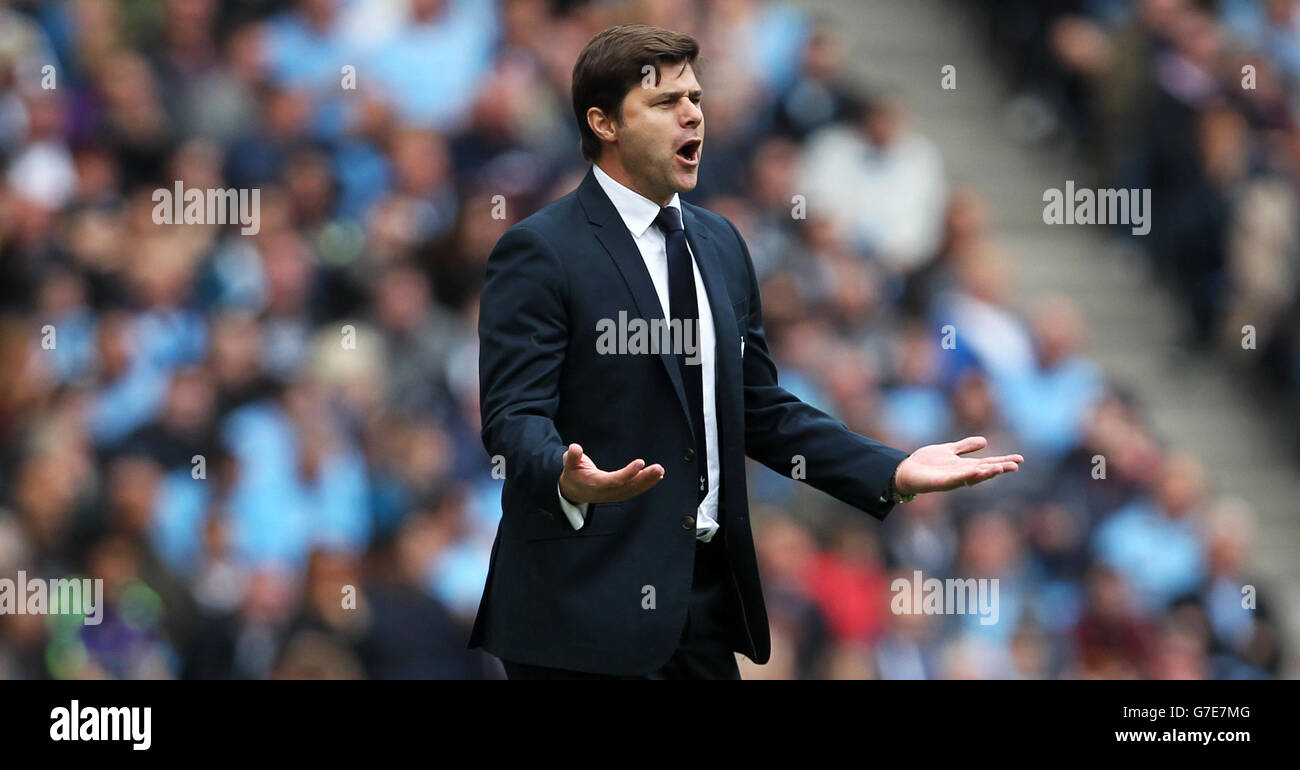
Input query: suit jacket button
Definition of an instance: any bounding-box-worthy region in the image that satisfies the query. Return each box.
[681,515,695,530]
[684,448,696,462]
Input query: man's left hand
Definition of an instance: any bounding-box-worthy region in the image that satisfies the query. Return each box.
[893,436,1023,496]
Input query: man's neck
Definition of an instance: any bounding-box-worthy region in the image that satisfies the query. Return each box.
[594,158,671,207]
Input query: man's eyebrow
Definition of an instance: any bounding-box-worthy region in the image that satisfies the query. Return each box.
[653,88,704,100]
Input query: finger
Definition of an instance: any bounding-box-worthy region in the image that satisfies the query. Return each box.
[604,457,647,485]
[563,443,584,471]
[606,464,665,501]
[978,461,1018,472]
[951,436,988,455]
[957,473,993,489]
[953,464,1000,486]
[623,464,665,496]
[979,454,1024,465]
[965,463,1016,484]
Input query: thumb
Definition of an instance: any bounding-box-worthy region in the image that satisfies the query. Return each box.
[563,443,584,471]
[951,436,988,456]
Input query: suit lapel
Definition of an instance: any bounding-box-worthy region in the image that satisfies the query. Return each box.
[578,169,692,425]
[682,203,743,442]
[682,205,739,353]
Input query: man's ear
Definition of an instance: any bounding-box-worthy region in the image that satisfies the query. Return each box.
[587,106,618,146]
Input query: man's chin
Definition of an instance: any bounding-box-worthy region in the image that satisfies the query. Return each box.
[671,170,698,193]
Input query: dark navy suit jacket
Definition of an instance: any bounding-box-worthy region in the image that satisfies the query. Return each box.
[469,166,908,675]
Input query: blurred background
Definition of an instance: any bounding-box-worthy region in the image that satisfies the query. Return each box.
[0,0,1295,679]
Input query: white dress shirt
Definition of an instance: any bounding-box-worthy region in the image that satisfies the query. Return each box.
[556,163,721,541]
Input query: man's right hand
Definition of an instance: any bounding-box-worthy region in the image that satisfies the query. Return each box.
[558,443,665,504]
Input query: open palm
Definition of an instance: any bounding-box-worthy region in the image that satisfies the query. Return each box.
[893,436,1023,496]
[558,443,665,504]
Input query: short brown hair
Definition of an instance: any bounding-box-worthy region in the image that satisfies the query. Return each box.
[571,25,700,162]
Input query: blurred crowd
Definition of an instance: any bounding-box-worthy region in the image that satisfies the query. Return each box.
[0,0,1285,679]
[978,0,1300,452]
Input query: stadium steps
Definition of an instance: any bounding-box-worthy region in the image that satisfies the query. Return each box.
[796,0,1300,674]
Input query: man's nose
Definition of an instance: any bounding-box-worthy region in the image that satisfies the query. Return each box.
[681,100,702,127]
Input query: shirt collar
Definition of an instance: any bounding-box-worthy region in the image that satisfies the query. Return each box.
[592,162,682,238]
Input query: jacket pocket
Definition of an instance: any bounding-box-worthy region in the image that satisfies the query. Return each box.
[522,502,628,542]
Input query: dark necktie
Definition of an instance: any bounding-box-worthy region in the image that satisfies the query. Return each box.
[654,205,708,504]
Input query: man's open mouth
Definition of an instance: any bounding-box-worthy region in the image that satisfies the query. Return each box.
[675,138,702,167]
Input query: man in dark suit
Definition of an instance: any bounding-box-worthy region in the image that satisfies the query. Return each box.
[469,24,1023,679]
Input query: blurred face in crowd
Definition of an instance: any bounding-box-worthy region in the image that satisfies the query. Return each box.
[864,100,903,148]
[411,0,447,24]
[162,367,216,433]
[1086,567,1133,622]
[1206,504,1252,577]
[1157,453,1207,518]
[751,138,799,209]
[592,61,703,206]
[108,456,162,538]
[1031,295,1087,368]
[802,28,843,81]
[299,0,337,30]
[16,453,78,547]
[391,128,450,195]
[961,513,1020,577]
[376,265,430,334]
[1171,9,1220,66]
[210,311,264,387]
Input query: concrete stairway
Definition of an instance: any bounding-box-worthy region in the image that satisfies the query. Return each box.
[794,0,1299,675]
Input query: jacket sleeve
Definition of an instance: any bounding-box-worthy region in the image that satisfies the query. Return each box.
[728,220,909,519]
[479,225,571,521]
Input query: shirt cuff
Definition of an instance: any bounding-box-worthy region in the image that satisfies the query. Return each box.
[556,483,589,530]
